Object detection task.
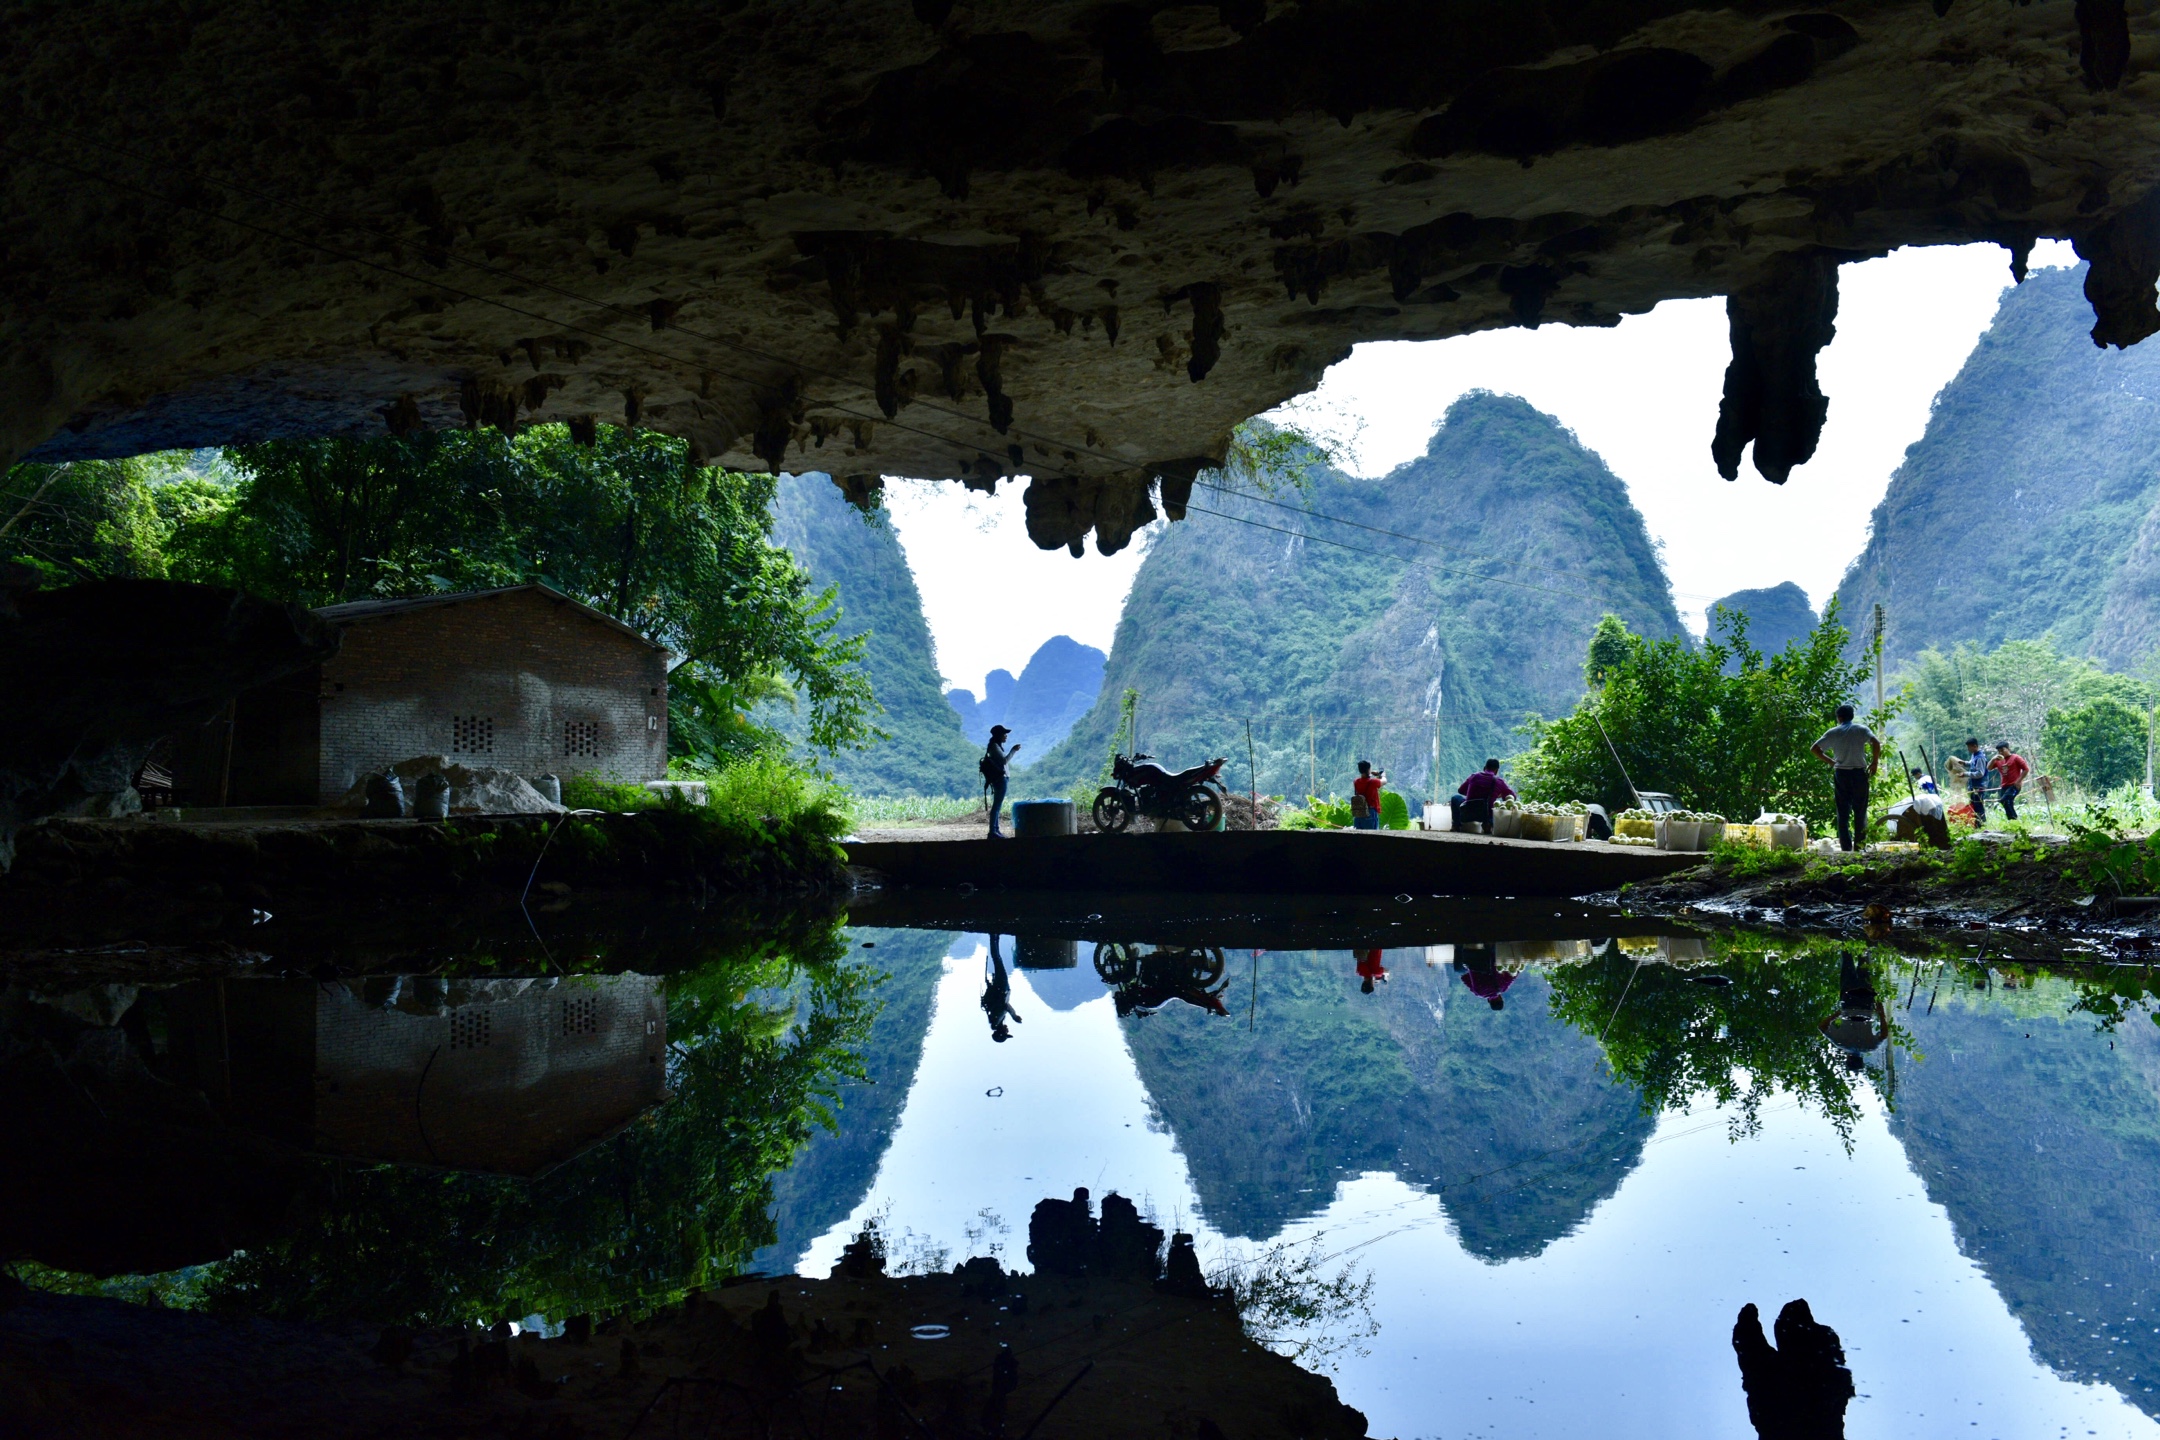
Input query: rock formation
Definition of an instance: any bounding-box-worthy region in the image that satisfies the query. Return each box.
[7,2,2160,554]
[0,578,336,860]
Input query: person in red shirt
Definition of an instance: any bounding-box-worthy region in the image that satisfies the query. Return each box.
[1352,760,1386,830]
[1355,948,1388,993]
[1450,758,1516,833]
[1992,742,2030,821]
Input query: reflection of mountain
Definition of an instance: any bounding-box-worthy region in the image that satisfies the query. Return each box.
[1889,979,2160,1415]
[755,928,951,1272]
[1123,951,1653,1255]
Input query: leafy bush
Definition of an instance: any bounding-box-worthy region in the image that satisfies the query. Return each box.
[561,773,666,812]
[1513,602,1875,827]
[566,756,847,843]
[1280,794,1353,830]
[1709,839,1812,879]
[2043,697,2149,792]
[1379,791,1411,830]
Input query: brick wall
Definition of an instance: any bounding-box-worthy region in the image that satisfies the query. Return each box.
[318,589,667,800]
[311,974,667,1176]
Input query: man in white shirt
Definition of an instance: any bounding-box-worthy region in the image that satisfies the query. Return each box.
[1810,704,1881,852]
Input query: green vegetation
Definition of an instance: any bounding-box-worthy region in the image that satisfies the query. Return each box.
[1837,262,2160,668]
[1893,636,2153,780]
[1,428,878,771]
[1027,392,1685,801]
[2043,696,2150,791]
[1514,603,1875,826]
[760,474,978,796]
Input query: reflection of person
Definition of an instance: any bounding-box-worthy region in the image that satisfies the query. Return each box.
[1453,944,1516,1011]
[982,726,1020,838]
[1352,761,1385,830]
[1450,758,1515,834]
[982,935,1022,1042]
[1818,952,1889,1071]
[1810,704,1880,852]
[1356,948,1388,993]
[1993,741,2029,821]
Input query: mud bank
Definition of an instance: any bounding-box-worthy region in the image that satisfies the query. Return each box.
[1,1263,1367,1440]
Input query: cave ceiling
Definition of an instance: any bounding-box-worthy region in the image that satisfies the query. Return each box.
[6,0,2160,553]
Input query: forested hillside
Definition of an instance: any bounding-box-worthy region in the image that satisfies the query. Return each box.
[765,473,977,797]
[1708,581,1816,656]
[1836,263,2160,668]
[1026,392,1685,799]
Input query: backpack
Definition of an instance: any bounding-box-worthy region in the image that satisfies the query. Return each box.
[979,752,1002,782]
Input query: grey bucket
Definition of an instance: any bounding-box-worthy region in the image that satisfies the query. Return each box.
[1011,799,1076,838]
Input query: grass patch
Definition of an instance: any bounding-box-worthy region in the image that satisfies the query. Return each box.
[1709,839,1813,879]
[566,757,848,843]
[846,795,983,827]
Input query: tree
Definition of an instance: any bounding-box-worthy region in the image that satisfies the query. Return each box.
[1584,613,1631,689]
[2042,697,2150,792]
[167,426,877,763]
[0,453,231,584]
[1513,601,1874,824]
[1892,638,2151,778]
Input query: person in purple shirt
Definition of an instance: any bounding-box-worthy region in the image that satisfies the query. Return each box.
[1449,758,1516,833]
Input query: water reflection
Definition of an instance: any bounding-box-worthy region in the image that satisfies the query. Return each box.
[16,901,2160,1436]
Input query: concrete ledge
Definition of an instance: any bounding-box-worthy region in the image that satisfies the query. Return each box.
[845,827,1701,898]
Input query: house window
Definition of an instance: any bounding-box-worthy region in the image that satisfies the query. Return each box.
[448,1008,491,1050]
[561,995,599,1036]
[452,715,495,753]
[564,720,601,758]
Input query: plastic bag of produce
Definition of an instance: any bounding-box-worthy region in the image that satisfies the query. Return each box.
[1754,812,1808,850]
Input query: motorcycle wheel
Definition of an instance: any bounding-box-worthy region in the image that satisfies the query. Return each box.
[1183,785,1224,832]
[1094,942,1139,984]
[1190,946,1227,986]
[1093,788,1136,833]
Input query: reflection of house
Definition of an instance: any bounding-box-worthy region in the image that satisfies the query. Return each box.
[165,584,668,805]
[157,974,668,1176]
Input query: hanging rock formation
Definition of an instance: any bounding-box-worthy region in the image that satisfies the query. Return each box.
[7,2,2160,552]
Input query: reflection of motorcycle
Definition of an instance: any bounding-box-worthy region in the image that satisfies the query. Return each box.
[1092,753,1228,833]
[1094,943,1230,1018]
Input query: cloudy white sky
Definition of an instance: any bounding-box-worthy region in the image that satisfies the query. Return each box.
[889,240,2082,698]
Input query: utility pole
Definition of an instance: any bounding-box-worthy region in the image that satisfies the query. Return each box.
[1308,714,1316,799]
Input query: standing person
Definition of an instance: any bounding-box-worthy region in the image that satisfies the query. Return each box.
[1810,704,1881,852]
[981,935,1021,1043]
[1961,737,1997,826]
[1993,741,2029,821]
[1450,758,1516,833]
[1351,760,1385,830]
[981,725,1020,838]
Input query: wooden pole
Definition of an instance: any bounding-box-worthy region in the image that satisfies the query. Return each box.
[1872,603,1886,721]
[2146,696,2156,800]
[217,697,237,808]
[1246,717,1258,815]
[1308,714,1316,799]
[1431,675,1443,807]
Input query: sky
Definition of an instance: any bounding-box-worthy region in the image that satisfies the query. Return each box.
[888,241,2083,697]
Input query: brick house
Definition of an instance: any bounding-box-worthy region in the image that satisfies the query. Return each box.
[154,973,669,1176]
[168,584,669,805]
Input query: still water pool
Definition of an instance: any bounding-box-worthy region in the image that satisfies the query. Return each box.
[10,900,2160,1438]
[762,922,2160,1439]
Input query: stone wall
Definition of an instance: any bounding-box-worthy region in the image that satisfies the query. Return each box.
[318,589,667,799]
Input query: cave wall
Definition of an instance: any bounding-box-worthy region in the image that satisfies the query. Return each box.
[6,1,2160,552]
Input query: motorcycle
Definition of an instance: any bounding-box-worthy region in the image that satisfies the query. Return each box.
[1092,752,1228,833]
[1093,943,1230,1019]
